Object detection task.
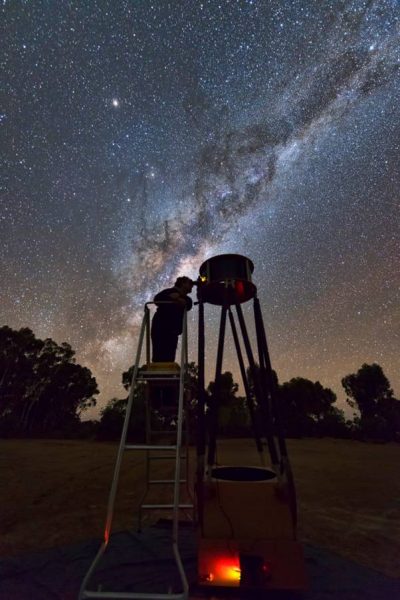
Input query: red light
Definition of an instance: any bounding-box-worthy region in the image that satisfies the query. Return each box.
[262,561,272,576]
[201,554,241,586]
[215,557,240,583]
[235,280,245,297]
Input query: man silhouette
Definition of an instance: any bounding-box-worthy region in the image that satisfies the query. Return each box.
[151,276,194,362]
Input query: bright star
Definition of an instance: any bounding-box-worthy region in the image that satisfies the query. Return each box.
[112,98,120,107]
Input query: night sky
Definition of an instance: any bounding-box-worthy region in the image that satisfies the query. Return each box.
[2,1,399,419]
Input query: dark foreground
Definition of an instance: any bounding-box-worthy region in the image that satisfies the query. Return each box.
[0,522,399,600]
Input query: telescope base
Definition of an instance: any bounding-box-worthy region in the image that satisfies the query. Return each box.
[197,537,308,591]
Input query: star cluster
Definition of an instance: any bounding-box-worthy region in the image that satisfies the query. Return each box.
[2,1,399,417]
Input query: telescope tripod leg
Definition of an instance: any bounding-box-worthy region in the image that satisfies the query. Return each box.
[228,307,265,462]
[196,300,206,531]
[207,304,228,470]
[253,297,298,527]
[254,297,290,462]
[235,303,280,471]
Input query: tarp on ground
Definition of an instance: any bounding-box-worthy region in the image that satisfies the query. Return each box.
[0,523,399,600]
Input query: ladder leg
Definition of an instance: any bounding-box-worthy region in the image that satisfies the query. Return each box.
[104,310,148,541]
[79,310,148,599]
[172,309,189,598]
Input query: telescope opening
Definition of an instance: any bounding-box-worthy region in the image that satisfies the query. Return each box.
[198,254,256,305]
[211,466,277,481]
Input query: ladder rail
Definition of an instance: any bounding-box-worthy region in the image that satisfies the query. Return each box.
[79,307,148,600]
[104,307,149,542]
[172,307,189,597]
[137,310,190,593]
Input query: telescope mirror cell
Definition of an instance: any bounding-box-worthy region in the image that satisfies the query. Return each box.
[198,254,256,305]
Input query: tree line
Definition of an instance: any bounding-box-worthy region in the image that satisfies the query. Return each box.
[0,326,98,437]
[1,325,399,442]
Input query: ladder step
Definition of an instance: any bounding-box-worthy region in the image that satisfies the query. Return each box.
[149,479,187,484]
[148,454,187,460]
[125,444,178,451]
[148,430,178,436]
[148,415,179,420]
[139,373,181,379]
[139,364,180,370]
[82,589,187,599]
[141,503,194,510]
[149,407,179,413]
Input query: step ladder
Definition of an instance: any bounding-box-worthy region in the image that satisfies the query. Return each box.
[136,361,194,531]
[79,303,192,600]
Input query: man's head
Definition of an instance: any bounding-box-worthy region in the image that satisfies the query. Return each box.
[175,276,194,294]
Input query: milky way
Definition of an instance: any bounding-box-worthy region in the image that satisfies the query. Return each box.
[2,1,399,417]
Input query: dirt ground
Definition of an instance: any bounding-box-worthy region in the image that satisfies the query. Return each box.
[1,438,399,579]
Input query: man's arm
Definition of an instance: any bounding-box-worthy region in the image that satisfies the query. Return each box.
[154,288,186,306]
[170,292,187,306]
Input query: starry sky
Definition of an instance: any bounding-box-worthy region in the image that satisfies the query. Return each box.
[2,1,399,419]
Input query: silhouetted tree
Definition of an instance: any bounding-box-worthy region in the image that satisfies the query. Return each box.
[207,371,249,436]
[0,326,98,437]
[97,397,130,441]
[97,362,147,441]
[315,405,349,438]
[245,364,279,402]
[279,377,340,437]
[208,371,238,405]
[342,363,393,418]
[182,362,200,440]
[342,363,400,441]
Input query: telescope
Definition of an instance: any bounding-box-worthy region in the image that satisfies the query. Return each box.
[195,253,307,593]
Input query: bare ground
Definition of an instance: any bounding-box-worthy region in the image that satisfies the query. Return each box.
[1,438,399,579]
